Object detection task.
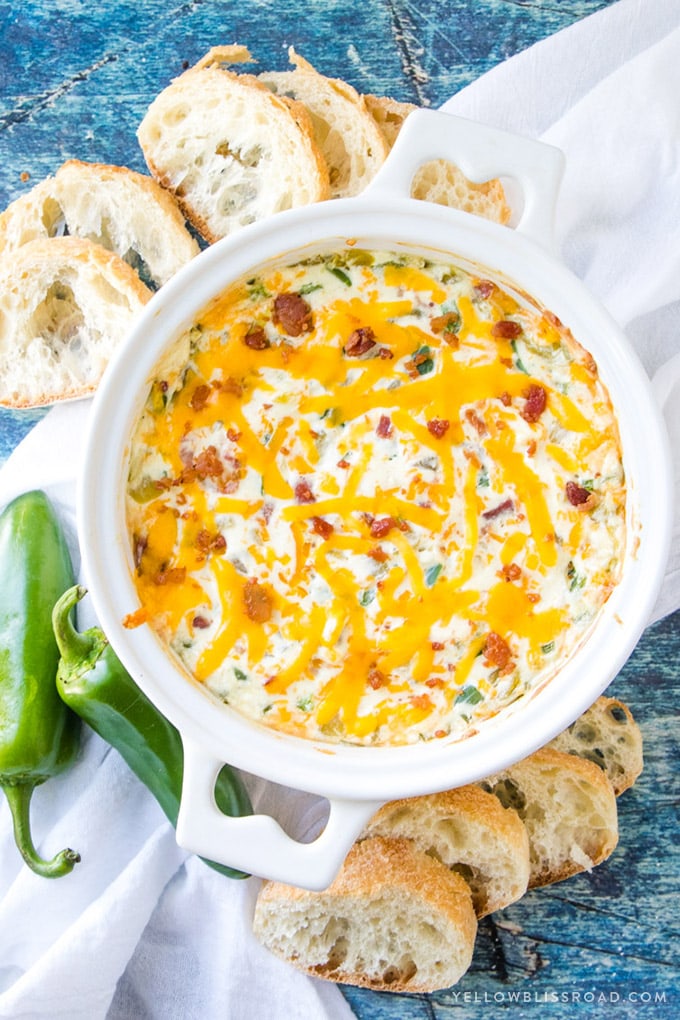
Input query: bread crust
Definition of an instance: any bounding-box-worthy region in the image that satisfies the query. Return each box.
[259,49,389,198]
[0,236,150,407]
[254,836,477,993]
[361,784,530,917]
[546,695,643,795]
[479,747,619,888]
[137,51,330,243]
[0,160,199,287]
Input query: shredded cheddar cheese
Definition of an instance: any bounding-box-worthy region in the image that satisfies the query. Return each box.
[125,249,626,746]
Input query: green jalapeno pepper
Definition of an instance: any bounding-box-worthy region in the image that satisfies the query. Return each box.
[0,490,81,878]
[53,584,252,879]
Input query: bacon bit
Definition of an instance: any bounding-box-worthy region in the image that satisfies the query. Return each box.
[376,414,393,438]
[193,446,223,479]
[196,529,226,555]
[526,440,537,457]
[311,516,334,539]
[294,479,315,504]
[527,592,541,604]
[369,516,396,538]
[190,383,211,411]
[367,667,387,690]
[262,502,274,523]
[344,326,376,357]
[243,579,273,623]
[521,384,547,423]
[484,631,513,671]
[566,481,592,506]
[491,319,522,339]
[482,498,514,520]
[337,458,350,469]
[154,567,186,586]
[464,408,487,436]
[566,481,599,511]
[226,428,242,443]
[410,694,433,711]
[434,729,448,738]
[243,324,269,350]
[378,346,394,359]
[272,292,313,336]
[406,350,432,377]
[475,279,495,298]
[123,607,149,629]
[192,615,210,629]
[368,546,389,563]
[500,562,522,582]
[215,376,243,397]
[499,391,512,407]
[431,641,445,651]
[426,418,450,439]
[430,312,460,345]
[425,677,445,689]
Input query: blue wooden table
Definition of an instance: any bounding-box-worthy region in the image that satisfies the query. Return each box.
[1,2,678,1017]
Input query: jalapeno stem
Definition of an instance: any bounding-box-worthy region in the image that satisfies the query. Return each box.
[2,783,81,878]
[52,585,102,667]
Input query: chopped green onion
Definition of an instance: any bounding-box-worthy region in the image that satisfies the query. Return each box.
[328,266,352,286]
[511,339,529,374]
[234,667,248,681]
[455,685,483,706]
[425,564,443,587]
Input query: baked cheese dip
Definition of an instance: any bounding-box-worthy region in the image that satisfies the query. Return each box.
[125,248,626,746]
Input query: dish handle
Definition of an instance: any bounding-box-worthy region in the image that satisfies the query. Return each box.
[176,736,384,889]
[364,107,566,254]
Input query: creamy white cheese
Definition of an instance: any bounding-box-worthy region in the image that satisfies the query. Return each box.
[125,249,626,746]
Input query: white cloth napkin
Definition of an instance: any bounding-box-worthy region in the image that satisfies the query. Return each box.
[1,1,679,1016]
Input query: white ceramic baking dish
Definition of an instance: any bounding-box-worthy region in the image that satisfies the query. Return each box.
[79,110,673,889]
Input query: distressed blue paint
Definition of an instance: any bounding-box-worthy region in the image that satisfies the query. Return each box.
[2,2,678,1017]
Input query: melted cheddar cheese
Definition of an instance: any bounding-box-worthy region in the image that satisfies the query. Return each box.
[125,249,626,746]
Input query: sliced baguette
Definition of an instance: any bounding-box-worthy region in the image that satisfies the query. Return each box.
[137,46,330,243]
[360,785,530,917]
[253,836,477,993]
[0,237,150,407]
[364,93,511,223]
[0,161,199,289]
[478,747,619,888]
[259,49,389,198]
[546,695,643,796]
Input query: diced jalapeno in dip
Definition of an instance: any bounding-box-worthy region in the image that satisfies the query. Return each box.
[125,249,625,746]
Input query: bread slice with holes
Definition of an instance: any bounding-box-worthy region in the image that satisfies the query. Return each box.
[0,161,199,289]
[364,93,511,223]
[545,695,643,796]
[258,49,389,198]
[253,836,477,993]
[478,747,619,888]
[137,45,330,243]
[0,236,150,407]
[360,784,530,917]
